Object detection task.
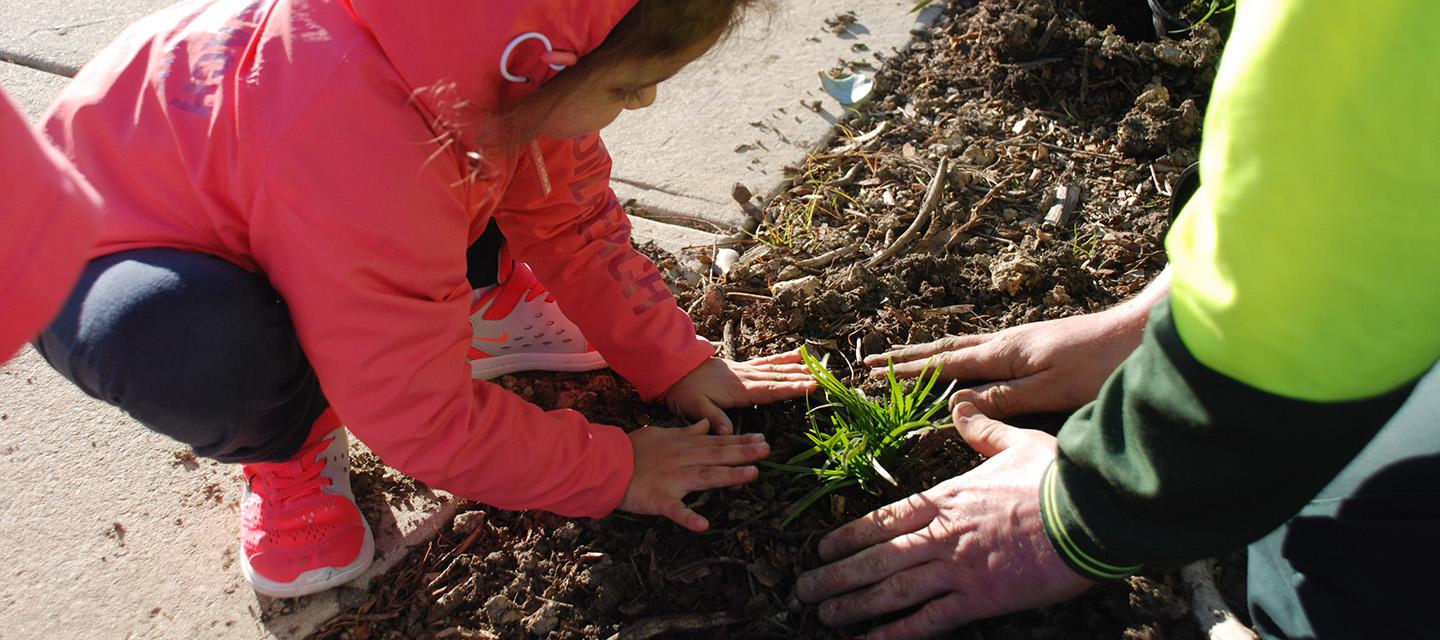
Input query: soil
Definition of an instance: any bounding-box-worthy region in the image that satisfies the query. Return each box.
[310,1,1249,638]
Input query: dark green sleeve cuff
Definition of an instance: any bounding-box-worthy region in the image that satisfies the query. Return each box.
[1047,298,1417,569]
[1040,461,1142,582]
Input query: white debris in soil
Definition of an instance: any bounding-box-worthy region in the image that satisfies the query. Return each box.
[990,253,1043,296]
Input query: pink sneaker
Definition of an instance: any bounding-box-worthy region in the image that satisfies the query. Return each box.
[468,257,607,379]
[239,411,374,598]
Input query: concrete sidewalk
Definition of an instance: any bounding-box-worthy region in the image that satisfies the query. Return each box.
[0,2,937,638]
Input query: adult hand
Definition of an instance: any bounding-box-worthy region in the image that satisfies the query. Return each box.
[618,419,770,532]
[866,269,1170,418]
[663,350,817,435]
[866,308,1144,418]
[795,403,1092,639]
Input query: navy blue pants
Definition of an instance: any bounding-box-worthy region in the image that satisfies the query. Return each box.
[35,224,505,464]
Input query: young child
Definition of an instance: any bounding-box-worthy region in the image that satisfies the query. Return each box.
[0,86,99,360]
[35,0,812,598]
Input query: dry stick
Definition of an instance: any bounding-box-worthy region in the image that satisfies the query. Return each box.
[795,243,857,270]
[436,627,498,640]
[607,611,747,640]
[725,291,774,303]
[427,574,481,622]
[828,163,864,188]
[426,554,473,594]
[1039,141,1120,160]
[1181,559,1260,640]
[721,320,738,360]
[955,172,1023,236]
[866,157,949,268]
[441,521,485,566]
[827,121,890,156]
[732,184,767,223]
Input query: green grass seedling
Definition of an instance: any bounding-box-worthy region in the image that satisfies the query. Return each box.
[765,346,956,527]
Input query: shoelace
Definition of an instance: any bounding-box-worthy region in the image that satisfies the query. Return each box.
[247,437,334,508]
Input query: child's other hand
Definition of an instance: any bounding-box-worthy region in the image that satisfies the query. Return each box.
[618,419,770,532]
[663,350,817,435]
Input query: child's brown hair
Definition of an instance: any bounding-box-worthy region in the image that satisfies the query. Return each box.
[478,0,764,154]
[584,0,764,66]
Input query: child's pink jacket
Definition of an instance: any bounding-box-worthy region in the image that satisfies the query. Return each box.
[42,0,714,518]
[1,88,99,360]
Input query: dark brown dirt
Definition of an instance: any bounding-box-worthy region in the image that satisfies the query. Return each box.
[312,1,1250,638]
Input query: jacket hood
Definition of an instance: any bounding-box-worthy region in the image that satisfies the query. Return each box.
[343,0,639,132]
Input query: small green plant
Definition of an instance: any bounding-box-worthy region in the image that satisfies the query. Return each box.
[1152,0,1236,34]
[1187,0,1235,29]
[1068,223,1100,259]
[765,346,956,527]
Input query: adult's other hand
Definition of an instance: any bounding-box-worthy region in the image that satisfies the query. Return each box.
[795,403,1092,639]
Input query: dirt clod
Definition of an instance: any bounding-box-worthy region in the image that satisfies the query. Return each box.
[483,595,523,626]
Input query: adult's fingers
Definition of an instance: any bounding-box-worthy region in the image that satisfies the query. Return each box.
[680,439,770,467]
[816,491,938,562]
[814,560,957,628]
[877,341,1017,385]
[951,402,1029,458]
[868,592,973,640]
[797,534,936,604]
[663,501,710,533]
[946,375,1043,419]
[864,335,989,368]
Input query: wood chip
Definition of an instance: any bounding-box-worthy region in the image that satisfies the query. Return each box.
[1044,184,1081,227]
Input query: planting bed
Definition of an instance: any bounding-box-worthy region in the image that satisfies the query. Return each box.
[309,1,1243,638]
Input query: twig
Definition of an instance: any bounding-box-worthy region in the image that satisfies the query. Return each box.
[999,56,1065,69]
[428,574,481,622]
[1038,141,1120,160]
[866,157,949,268]
[1181,559,1259,640]
[919,304,975,319]
[721,320,738,360]
[426,554,473,594]
[436,627,498,640]
[606,611,747,640]
[1150,164,1172,197]
[794,244,857,269]
[732,184,767,223]
[828,163,864,188]
[725,291,774,303]
[827,121,890,155]
[441,520,485,565]
[956,172,1022,235]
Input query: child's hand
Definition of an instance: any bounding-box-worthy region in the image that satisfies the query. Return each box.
[618,419,770,532]
[664,350,817,435]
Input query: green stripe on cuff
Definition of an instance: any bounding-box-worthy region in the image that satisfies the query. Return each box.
[1040,463,1142,582]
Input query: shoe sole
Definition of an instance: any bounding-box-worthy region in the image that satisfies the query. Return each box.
[470,351,609,380]
[241,519,376,599]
